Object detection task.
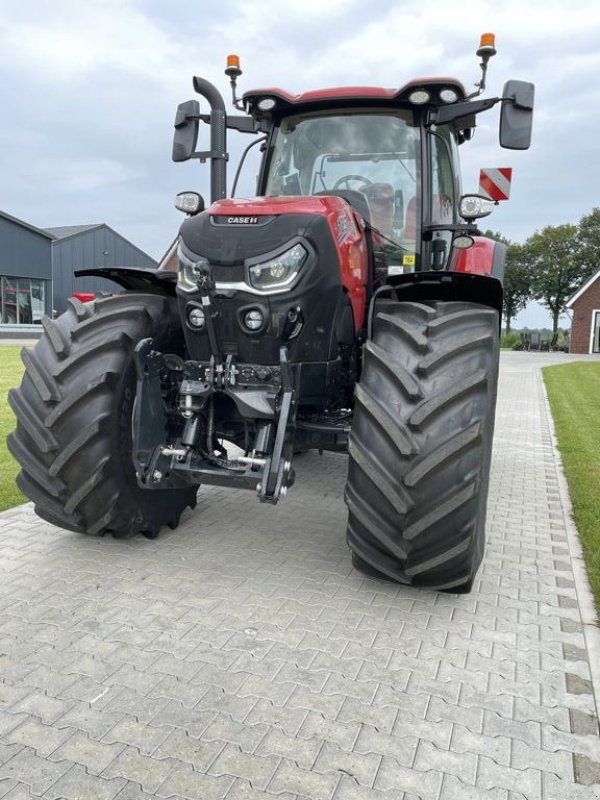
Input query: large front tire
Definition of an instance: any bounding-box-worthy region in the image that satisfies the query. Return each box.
[345,300,499,591]
[8,294,198,538]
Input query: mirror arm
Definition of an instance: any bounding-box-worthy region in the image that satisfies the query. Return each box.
[190,150,229,164]
[430,92,531,129]
[195,112,262,134]
[422,223,481,239]
[174,110,201,129]
[226,115,262,134]
[428,96,499,126]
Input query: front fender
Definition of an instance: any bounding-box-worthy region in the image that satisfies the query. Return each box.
[449,236,507,282]
[380,269,503,319]
[74,267,177,297]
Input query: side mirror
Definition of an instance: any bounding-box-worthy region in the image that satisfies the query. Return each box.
[500,80,534,150]
[172,100,200,162]
[460,194,495,220]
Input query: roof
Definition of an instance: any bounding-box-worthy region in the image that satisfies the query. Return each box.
[44,222,157,265]
[0,209,54,240]
[565,267,600,308]
[243,78,467,111]
[45,224,102,240]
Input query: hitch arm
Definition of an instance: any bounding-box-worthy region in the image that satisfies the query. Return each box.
[259,347,296,503]
[132,339,168,478]
[131,339,187,488]
[193,263,225,370]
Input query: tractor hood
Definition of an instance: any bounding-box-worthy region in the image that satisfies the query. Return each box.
[176,194,369,368]
[179,195,361,267]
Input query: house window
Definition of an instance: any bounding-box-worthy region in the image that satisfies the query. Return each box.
[1,277,45,325]
[592,310,600,354]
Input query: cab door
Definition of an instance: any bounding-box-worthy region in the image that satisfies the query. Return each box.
[427,126,459,270]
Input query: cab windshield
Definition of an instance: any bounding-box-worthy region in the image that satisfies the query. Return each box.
[264,110,420,265]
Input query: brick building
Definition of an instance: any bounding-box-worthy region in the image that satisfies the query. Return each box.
[566,267,600,354]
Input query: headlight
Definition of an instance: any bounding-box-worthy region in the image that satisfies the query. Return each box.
[187,306,206,329]
[439,88,459,104]
[243,309,265,330]
[257,97,276,111]
[178,244,209,293]
[408,89,431,105]
[247,243,307,292]
[459,194,495,221]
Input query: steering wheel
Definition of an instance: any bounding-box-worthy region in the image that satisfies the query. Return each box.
[332,175,373,191]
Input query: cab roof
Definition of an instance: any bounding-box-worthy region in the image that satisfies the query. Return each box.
[243,78,467,114]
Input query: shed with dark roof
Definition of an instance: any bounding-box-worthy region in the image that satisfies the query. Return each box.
[45,222,157,314]
[1,210,158,329]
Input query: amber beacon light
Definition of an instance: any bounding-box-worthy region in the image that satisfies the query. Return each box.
[477,32,497,57]
[225,54,242,78]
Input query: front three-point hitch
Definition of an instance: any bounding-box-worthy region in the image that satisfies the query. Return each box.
[131,264,296,504]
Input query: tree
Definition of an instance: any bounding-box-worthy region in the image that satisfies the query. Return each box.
[578,207,600,275]
[482,230,531,333]
[502,244,531,334]
[525,224,585,335]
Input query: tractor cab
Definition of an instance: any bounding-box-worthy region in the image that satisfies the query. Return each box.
[261,103,421,265]
[245,81,466,274]
[171,42,532,284]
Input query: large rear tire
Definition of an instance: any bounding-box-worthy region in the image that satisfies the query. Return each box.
[345,300,499,591]
[7,294,198,538]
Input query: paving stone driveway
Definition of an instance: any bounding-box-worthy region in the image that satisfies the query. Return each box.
[1,351,599,800]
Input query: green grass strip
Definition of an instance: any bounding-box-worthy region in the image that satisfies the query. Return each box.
[0,346,27,511]
[543,362,600,611]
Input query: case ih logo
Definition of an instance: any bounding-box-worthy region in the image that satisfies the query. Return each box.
[227,216,260,224]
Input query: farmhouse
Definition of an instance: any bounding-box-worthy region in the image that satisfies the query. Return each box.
[566,267,600,354]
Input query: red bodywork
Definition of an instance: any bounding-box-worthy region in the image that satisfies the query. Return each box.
[209,197,369,329]
[449,236,497,276]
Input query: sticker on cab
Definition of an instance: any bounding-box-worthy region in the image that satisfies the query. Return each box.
[403,254,415,266]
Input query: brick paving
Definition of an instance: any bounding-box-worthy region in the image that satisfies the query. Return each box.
[0,351,599,799]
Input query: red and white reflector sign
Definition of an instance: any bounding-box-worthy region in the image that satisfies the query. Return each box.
[479,167,512,201]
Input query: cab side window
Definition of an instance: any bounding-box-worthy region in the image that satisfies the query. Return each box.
[430,128,456,224]
[427,127,457,269]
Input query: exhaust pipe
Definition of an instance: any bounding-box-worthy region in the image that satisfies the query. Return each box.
[193,77,227,202]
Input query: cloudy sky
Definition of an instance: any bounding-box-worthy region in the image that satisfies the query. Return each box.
[1,0,599,326]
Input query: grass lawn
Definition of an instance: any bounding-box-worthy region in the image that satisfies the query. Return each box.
[0,346,26,511]
[543,362,600,611]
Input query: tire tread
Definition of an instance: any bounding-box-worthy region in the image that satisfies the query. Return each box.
[345,300,499,591]
[9,293,197,539]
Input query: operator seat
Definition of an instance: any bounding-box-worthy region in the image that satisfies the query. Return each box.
[404,195,417,239]
[362,182,394,238]
[404,194,453,240]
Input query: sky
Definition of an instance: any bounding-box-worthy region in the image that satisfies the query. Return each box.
[1,0,599,328]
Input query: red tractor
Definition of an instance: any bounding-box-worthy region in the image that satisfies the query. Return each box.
[8,35,533,591]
